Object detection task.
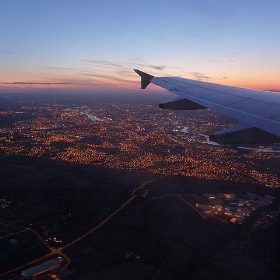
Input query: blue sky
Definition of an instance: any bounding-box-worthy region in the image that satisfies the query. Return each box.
[0,0,280,92]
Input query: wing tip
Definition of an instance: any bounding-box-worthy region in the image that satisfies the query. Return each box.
[134,69,154,89]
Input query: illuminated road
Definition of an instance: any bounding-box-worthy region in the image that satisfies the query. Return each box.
[0,225,71,277]
[0,176,162,278]
[178,194,207,219]
[62,196,136,249]
[148,192,208,220]
[63,176,162,249]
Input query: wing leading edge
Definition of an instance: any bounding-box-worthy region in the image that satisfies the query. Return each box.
[134,69,280,144]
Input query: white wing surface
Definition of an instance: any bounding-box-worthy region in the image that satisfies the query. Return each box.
[134,69,280,144]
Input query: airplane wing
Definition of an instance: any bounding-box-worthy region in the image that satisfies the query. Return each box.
[134,69,280,144]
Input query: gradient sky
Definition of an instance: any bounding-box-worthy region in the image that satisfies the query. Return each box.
[0,0,280,93]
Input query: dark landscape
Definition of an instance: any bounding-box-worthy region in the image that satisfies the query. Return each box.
[0,93,280,280]
[0,154,279,280]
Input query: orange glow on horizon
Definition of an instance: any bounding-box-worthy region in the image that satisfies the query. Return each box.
[225,78,280,91]
[1,71,279,92]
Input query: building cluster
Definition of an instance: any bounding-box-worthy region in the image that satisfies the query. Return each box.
[20,256,69,279]
[0,103,280,186]
[195,193,275,224]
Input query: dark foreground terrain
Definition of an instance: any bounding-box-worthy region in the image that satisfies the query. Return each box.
[0,154,279,280]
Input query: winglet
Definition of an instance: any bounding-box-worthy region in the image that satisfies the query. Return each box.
[134,69,154,89]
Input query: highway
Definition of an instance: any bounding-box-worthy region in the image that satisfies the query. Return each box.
[0,176,163,278]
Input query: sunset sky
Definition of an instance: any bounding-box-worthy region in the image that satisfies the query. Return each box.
[1,0,280,93]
